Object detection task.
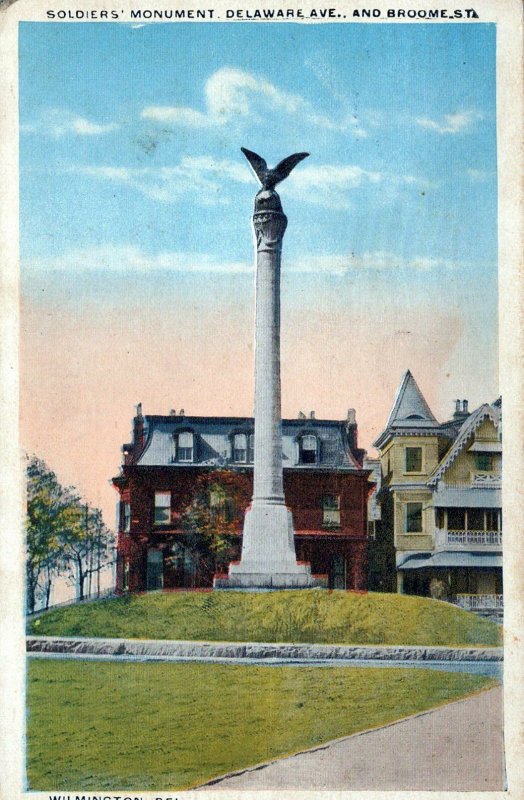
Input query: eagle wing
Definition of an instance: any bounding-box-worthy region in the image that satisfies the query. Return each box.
[241,147,268,186]
[272,152,310,185]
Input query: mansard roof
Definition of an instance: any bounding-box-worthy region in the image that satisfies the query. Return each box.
[131,415,364,471]
[373,370,443,448]
[427,403,501,487]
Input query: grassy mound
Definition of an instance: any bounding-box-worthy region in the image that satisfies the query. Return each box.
[27,659,496,790]
[28,590,502,646]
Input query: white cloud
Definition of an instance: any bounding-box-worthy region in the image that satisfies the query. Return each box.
[467,168,491,182]
[288,252,462,275]
[141,106,214,128]
[70,117,119,135]
[142,67,366,136]
[24,245,251,275]
[415,110,483,135]
[24,245,464,277]
[71,155,427,209]
[74,156,252,204]
[284,164,428,209]
[21,109,119,137]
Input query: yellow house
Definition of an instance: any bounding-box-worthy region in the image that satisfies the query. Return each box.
[373,371,502,616]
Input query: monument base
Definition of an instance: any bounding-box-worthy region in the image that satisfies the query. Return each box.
[214,572,314,590]
[214,501,315,590]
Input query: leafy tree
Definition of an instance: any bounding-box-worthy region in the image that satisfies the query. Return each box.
[59,499,113,601]
[26,456,114,611]
[178,470,251,580]
[26,457,69,613]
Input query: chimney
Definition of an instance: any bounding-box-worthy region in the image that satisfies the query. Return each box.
[309,411,315,420]
[453,398,469,422]
[346,408,358,453]
[133,403,145,451]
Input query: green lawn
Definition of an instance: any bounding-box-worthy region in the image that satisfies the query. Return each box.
[28,590,502,646]
[27,659,496,791]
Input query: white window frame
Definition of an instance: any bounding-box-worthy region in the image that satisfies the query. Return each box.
[233,433,247,463]
[300,434,318,464]
[322,494,341,527]
[177,432,194,462]
[405,502,423,534]
[154,491,171,525]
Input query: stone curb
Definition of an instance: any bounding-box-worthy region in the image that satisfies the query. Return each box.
[26,636,503,662]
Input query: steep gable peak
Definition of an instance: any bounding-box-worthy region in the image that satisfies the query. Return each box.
[386,370,438,428]
[428,403,501,486]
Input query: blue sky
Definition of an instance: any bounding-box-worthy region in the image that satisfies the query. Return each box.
[20,23,497,276]
[19,21,498,515]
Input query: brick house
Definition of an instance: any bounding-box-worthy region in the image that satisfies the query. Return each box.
[113,406,372,592]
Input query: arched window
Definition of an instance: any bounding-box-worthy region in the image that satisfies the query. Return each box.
[177,431,194,462]
[300,434,318,464]
[233,433,247,463]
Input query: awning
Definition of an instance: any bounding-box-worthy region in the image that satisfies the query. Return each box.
[398,551,503,570]
[468,441,502,453]
[432,488,501,507]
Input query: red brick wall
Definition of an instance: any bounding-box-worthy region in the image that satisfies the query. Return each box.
[115,466,368,591]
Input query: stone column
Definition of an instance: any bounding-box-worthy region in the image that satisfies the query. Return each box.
[224,190,312,589]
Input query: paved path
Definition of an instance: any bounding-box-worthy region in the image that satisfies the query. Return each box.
[200,686,505,792]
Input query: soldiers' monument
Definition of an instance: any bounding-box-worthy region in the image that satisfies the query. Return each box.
[216,149,314,589]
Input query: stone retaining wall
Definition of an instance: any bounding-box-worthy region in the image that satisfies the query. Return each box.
[26,636,503,662]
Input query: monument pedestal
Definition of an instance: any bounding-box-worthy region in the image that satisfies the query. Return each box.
[216,502,313,589]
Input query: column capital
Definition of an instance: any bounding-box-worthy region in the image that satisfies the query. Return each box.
[253,210,288,253]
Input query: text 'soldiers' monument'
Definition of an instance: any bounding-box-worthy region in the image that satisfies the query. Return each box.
[217,148,314,589]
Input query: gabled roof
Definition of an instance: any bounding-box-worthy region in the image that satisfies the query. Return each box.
[373,370,442,448]
[427,403,501,486]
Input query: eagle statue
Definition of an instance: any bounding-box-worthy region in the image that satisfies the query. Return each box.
[241,147,310,190]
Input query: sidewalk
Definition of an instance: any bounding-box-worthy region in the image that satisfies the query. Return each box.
[199,686,505,791]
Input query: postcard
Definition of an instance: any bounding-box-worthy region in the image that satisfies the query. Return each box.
[0,0,523,798]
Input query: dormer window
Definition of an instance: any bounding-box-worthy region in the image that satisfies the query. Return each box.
[177,431,194,462]
[300,434,318,464]
[233,433,247,463]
